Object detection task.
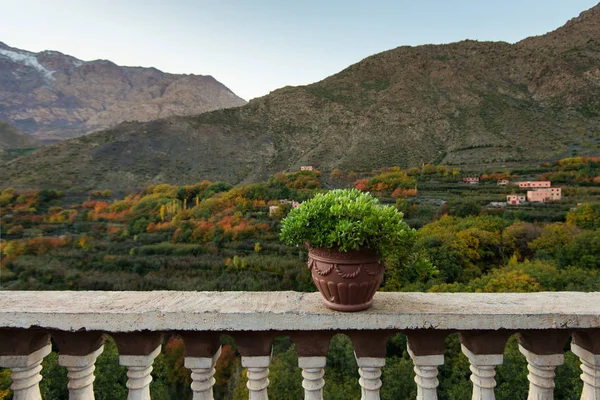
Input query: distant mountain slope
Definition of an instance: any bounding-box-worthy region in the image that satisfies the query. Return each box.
[0,42,247,141]
[0,121,40,164]
[0,117,273,191]
[2,4,600,191]
[0,121,39,150]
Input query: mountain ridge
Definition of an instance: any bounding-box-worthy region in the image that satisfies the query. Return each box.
[0,42,247,141]
[1,4,600,191]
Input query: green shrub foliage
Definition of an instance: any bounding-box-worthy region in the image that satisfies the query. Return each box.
[279,189,414,256]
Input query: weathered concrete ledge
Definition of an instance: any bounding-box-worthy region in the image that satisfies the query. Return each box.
[1,291,599,332]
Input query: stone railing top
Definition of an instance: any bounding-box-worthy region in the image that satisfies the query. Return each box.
[1,291,599,332]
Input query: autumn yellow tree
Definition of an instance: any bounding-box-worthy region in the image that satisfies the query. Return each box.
[566,202,600,230]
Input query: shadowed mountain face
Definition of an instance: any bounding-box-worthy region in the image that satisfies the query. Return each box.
[0,121,40,164]
[0,42,247,142]
[2,4,600,191]
[0,121,39,150]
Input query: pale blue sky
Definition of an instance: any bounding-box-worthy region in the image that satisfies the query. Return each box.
[1,0,598,100]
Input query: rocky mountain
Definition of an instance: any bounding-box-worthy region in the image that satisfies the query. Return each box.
[0,42,247,142]
[2,4,600,191]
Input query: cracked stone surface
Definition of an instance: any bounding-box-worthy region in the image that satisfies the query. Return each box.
[1,291,599,332]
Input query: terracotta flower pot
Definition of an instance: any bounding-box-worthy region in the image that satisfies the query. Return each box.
[307,247,385,312]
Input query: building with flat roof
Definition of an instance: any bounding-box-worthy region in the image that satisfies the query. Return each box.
[507,195,526,205]
[527,188,561,203]
[519,181,551,188]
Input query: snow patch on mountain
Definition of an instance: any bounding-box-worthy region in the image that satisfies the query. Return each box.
[0,48,55,80]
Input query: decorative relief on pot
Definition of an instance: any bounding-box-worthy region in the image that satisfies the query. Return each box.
[334,265,361,279]
[313,261,335,276]
[363,263,382,276]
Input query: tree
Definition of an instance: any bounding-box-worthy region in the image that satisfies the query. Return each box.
[40,351,68,399]
[502,222,541,261]
[468,269,542,293]
[453,201,481,218]
[77,234,93,251]
[266,345,303,399]
[93,339,128,400]
[528,223,581,259]
[323,335,360,399]
[566,202,600,230]
[0,369,12,400]
[329,168,346,185]
[436,165,450,177]
[353,179,369,191]
[395,198,409,214]
[561,231,600,269]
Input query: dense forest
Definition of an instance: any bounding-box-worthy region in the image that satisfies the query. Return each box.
[1,157,600,399]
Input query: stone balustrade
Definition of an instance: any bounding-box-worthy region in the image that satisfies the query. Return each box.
[1,291,599,400]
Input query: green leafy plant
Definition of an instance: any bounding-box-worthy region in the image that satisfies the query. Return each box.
[280,188,414,257]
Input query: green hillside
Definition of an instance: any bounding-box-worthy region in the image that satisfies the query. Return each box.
[1,5,600,191]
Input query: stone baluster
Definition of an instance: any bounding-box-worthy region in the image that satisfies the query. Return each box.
[0,330,51,400]
[460,331,511,400]
[53,331,106,400]
[461,347,503,400]
[181,333,222,400]
[298,357,326,400]
[60,347,104,400]
[233,332,276,400]
[406,331,449,400]
[356,356,385,400]
[407,351,443,400]
[120,347,162,400]
[518,348,563,400]
[350,331,391,400]
[517,331,569,400]
[186,348,222,400]
[1,345,52,400]
[291,331,333,400]
[572,345,600,400]
[244,355,271,400]
[571,331,600,400]
[113,332,164,400]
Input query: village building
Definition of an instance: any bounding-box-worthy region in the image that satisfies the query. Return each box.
[527,188,562,203]
[507,195,526,205]
[278,200,301,208]
[497,180,510,186]
[268,205,280,216]
[300,166,315,171]
[519,181,551,188]
[463,177,479,184]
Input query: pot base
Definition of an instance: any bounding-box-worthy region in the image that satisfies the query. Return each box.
[321,297,374,312]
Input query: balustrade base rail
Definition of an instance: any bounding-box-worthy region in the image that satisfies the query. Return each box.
[0,291,599,399]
